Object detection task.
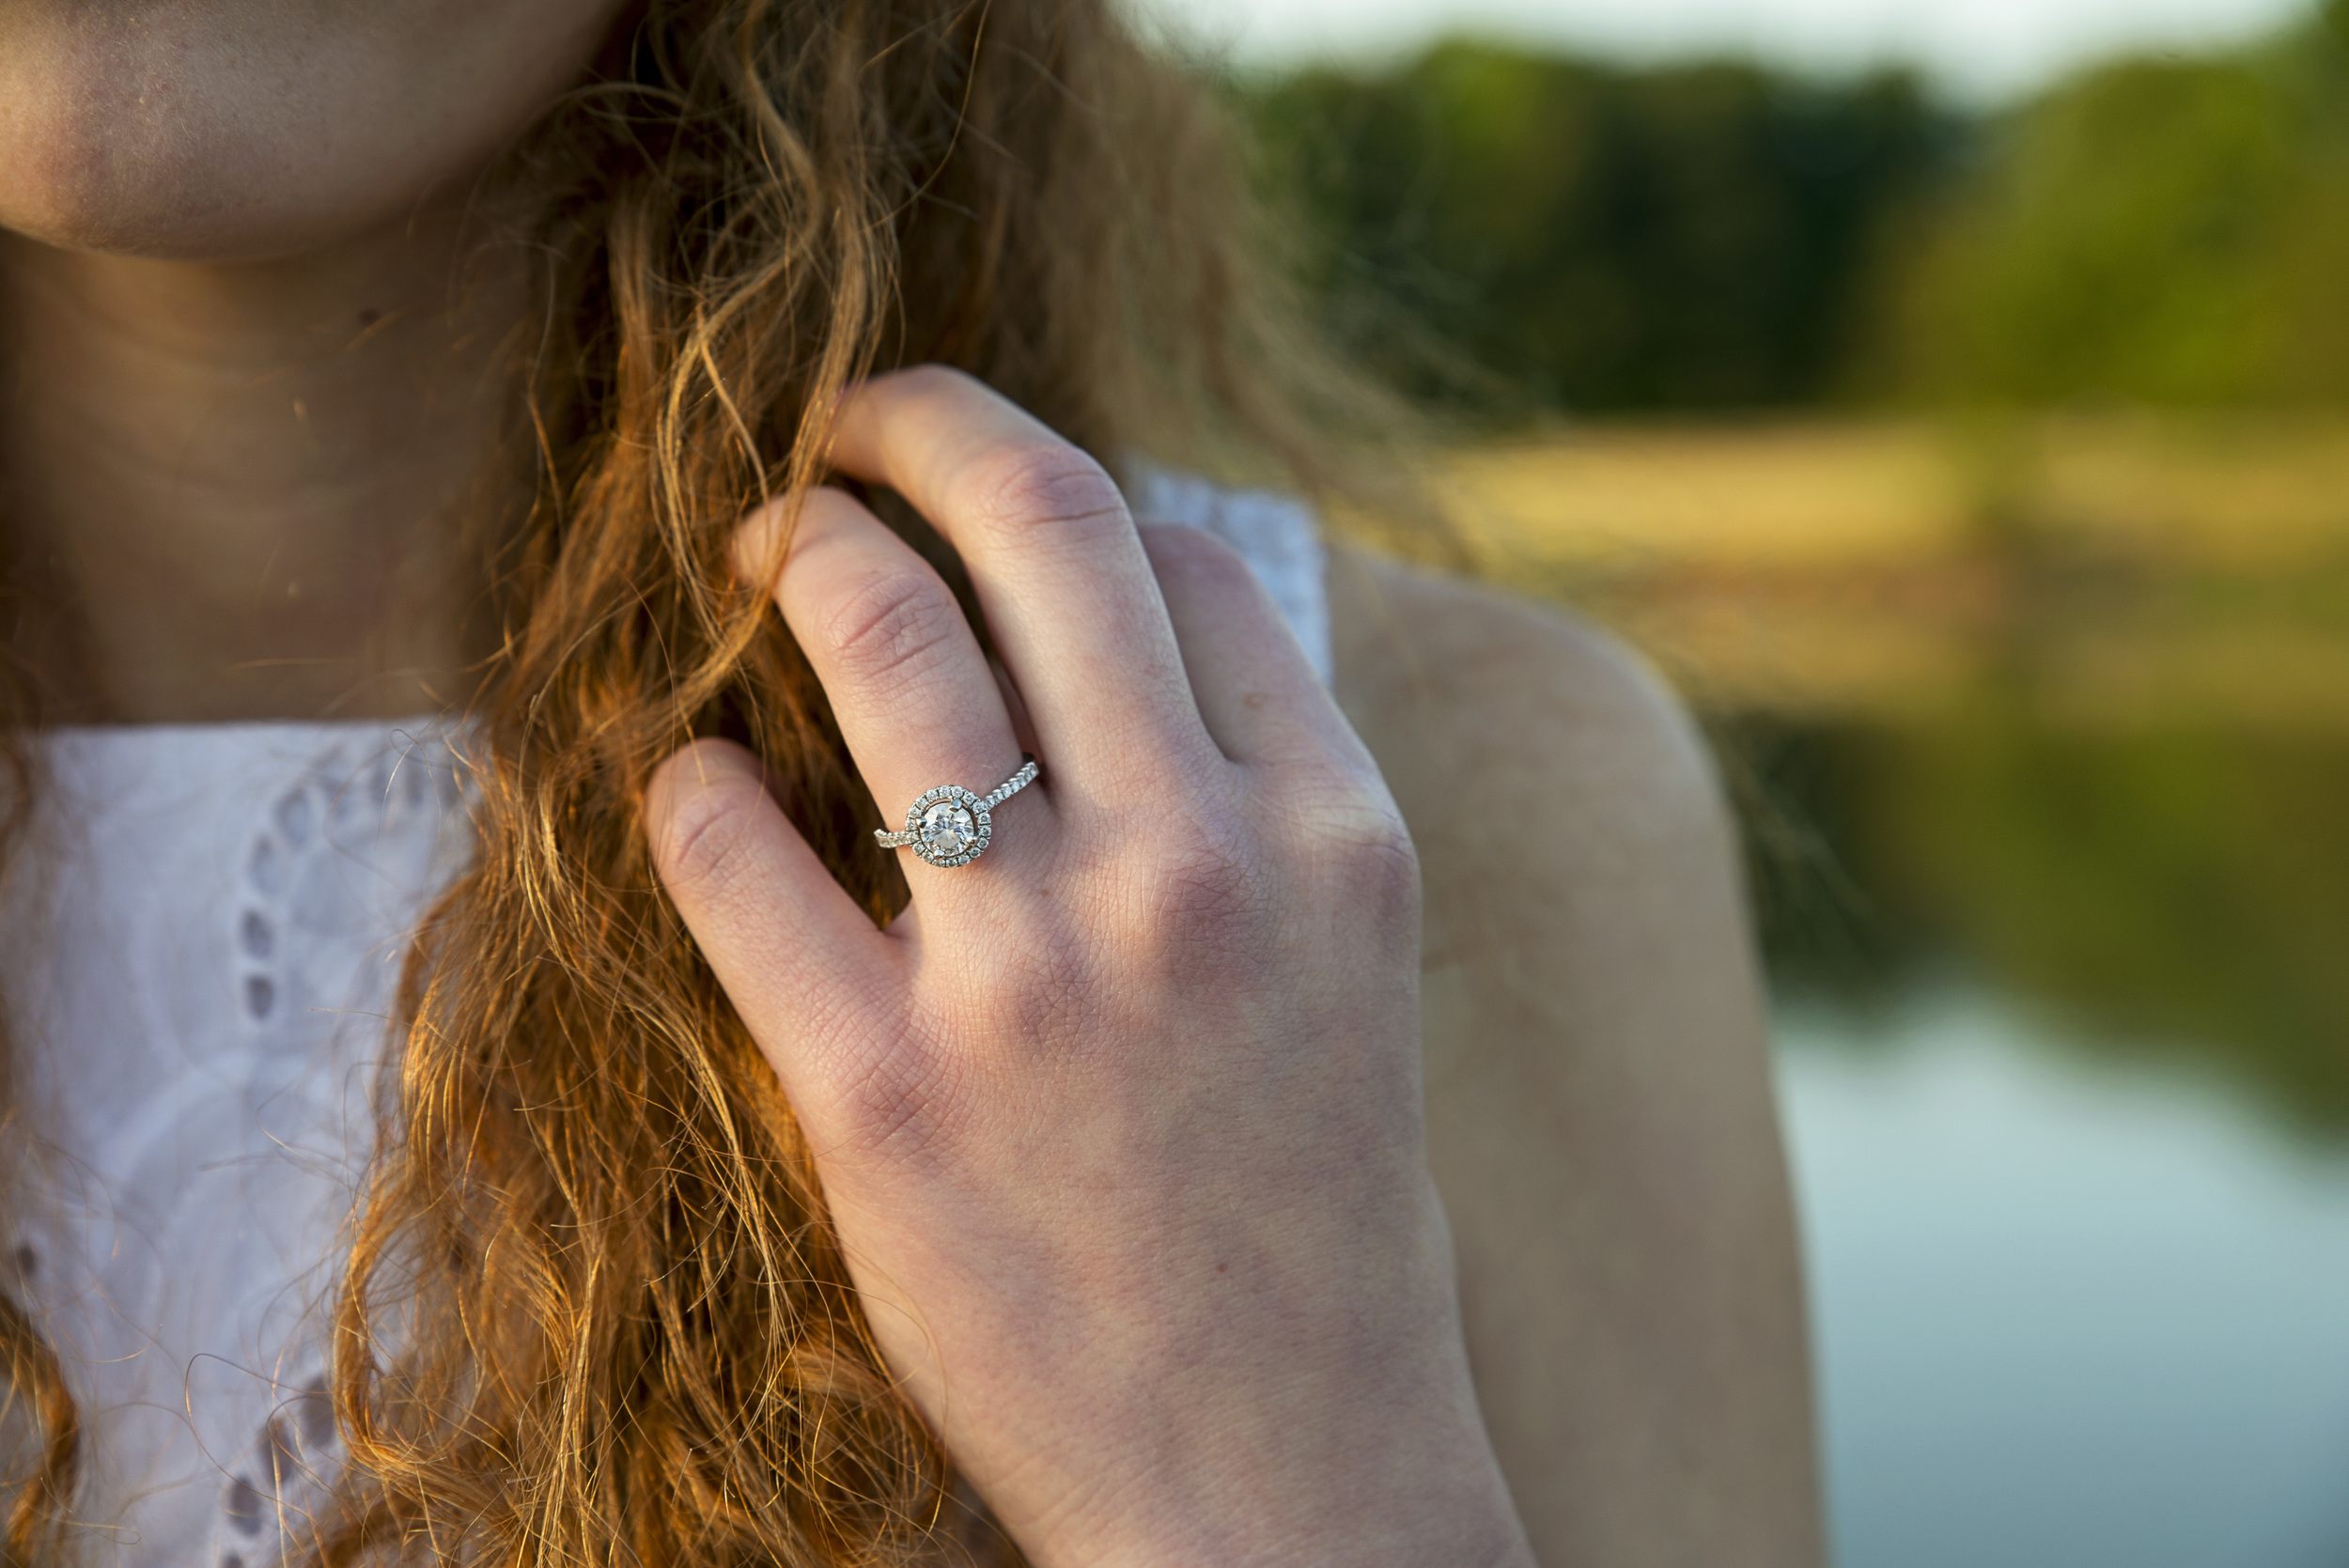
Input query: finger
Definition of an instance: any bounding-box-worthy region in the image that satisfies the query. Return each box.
[735,487,1038,877]
[826,366,1208,784]
[646,739,897,1092]
[1139,523,1364,772]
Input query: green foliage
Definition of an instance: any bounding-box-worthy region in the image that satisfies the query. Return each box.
[1236,9,2349,413]
[1879,14,2349,405]
[1234,42,1953,415]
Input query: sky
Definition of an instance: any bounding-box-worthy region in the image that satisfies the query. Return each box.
[1136,0,2317,102]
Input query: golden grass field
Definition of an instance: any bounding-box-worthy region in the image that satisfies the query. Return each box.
[1446,414,2349,726]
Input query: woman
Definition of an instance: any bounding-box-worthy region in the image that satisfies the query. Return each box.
[0,0,1818,1563]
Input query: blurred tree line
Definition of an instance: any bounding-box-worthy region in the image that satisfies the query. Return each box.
[1737,708,2349,1134]
[1235,0,2349,416]
[1237,46,1954,412]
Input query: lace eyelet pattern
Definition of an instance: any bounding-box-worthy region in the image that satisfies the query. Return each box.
[235,736,463,1032]
[213,1374,337,1567]
[204,734,468,1563]
[1,722,474,1564]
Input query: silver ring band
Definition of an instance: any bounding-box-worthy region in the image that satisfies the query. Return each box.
[876,756,1039,868]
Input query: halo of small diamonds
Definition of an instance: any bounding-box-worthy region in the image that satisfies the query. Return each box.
[905,784,992,868]
[876,757,1036,869]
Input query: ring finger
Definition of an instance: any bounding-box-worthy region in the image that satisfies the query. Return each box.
[739,487,1042,886]
[826,367,1210,793]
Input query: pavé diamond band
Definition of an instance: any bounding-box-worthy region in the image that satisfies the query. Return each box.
[876,756,1040,868]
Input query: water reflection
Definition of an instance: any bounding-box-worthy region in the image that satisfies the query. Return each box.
[1783,992,2349,1568]
[1749,706,2349,1564]
[1735,712,2349,1137]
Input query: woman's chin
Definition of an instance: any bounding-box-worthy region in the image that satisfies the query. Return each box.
[0,0,628,265]
[0,163,496,269]
[0,177,416,267]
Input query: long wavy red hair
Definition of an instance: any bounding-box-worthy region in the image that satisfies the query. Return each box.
[0,0,1377,1560]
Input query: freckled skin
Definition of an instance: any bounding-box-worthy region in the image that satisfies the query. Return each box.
[0,0,629,259]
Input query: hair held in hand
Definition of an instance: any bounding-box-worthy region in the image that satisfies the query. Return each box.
[0,0,1369,1560]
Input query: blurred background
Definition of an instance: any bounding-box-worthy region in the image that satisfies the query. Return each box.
[1141,0,2349,1561]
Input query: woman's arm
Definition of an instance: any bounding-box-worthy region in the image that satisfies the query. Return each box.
[1333,550,1824,1567]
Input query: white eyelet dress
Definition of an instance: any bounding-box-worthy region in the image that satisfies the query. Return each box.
[3,478,1325,1564]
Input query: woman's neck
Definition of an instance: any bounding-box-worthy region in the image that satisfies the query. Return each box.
[0,217,514,723]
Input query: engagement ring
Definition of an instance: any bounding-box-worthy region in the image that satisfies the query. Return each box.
[876,756,1039,868]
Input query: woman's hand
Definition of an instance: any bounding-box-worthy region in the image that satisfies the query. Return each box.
[646,367,1534,1568]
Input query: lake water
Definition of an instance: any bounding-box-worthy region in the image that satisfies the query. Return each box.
[1781,989,2349,1568]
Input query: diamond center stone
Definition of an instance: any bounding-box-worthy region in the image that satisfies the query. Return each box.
[919,800,976,856]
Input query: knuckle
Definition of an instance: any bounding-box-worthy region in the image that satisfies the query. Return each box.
[819,566,966,700]
[832,1036,966,1171]
[1283,774,1421,910]
[963,441,1130,551]
[1127,815,1261,932]
[1141,522,1257,599]
[987,922,1101,1041]
[1325,804,1422,919]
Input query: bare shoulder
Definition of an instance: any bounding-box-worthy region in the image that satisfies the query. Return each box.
[1329,545,1823,1568]
[1327,546,1733,967]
